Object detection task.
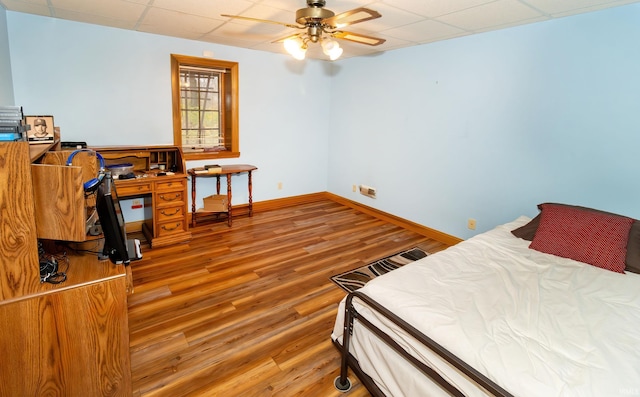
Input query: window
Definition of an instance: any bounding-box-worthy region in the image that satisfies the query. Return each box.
[171,54,239,160]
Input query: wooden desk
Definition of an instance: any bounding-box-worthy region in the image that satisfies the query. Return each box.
[188,164,257,227]
[94,145,192,248]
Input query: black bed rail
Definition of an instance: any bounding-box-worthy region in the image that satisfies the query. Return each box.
[335,290,514,397]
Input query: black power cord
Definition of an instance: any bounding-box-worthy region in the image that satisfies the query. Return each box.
[38,242,69,284]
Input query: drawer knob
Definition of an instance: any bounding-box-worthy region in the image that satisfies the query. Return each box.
[161,208,181,216]
[160,193,180,202]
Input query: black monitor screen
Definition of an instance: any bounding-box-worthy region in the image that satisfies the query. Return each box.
[96,175,131,265]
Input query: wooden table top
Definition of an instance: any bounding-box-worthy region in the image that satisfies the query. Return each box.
[188,164,257,176]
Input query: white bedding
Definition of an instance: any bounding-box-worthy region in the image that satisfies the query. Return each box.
[332,216,640,397]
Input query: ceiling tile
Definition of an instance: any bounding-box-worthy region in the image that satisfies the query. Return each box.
[151,0,255,20]
[382,0,498,18]
[360,3,426,32]
[436,0,546,31]
[50,0,146,22]
[53,9,138,29]
[219,4,297,27]
[522,0,625,14]
[212,20,290,42]
[138,7,224,36]
[3,0,48,6]
[1,0,50,16]
[550,0,640,17]
[383,19,467,43]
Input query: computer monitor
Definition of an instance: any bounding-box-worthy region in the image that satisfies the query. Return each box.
[95,173,141,265]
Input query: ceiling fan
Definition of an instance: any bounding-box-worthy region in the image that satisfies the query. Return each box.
[221,0,386,60]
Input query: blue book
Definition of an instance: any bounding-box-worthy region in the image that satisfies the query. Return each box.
[0,132,23,141]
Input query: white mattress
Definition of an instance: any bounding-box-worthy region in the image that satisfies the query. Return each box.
[332,216,640,397]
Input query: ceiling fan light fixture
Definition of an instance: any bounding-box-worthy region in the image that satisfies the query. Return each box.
[328,46,343,60]
[284,37,301,53]
[284,37,307,60]
[321,38,338,54]
[321,38,343,60]
[292,48,307,60]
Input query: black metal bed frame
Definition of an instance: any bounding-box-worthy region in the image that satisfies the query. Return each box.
[333,290,515,397]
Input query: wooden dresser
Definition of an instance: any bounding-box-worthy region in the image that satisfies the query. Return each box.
[0,142,132,397]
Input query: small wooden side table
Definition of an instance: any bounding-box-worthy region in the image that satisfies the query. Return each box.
[188,164,257,227]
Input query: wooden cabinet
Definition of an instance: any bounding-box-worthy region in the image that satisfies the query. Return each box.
[0,142,132,397]
[0,142,41,300]
[36,149,101,241]
[144,176,190,245]
[31,162,87,241]
[155,178,188,238]
[0,256,131,397]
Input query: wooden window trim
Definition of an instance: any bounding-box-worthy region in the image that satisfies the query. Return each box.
[171,54,240,161]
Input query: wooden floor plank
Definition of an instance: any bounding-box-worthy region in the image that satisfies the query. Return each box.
[128,198,451,396]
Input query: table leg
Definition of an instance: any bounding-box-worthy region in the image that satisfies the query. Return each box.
[226,173,232,226]
[248,171,253,217]
[191,174,197,227]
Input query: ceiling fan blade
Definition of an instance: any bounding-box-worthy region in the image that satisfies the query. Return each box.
[331,31,386,46]
[221,14,303,30]
[272,33,305,44]
[323,8,381,29]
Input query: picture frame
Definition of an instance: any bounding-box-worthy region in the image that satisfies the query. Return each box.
[26,115,55,144]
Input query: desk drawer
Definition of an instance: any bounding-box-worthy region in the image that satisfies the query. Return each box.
[156,191,184,206]
[156,205,184,221]
[156,179,186,192]
[116,182,152,197]
[157,220,186,237]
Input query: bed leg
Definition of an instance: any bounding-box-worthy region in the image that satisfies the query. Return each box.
[334,376,352,392]
[335,294,356,392]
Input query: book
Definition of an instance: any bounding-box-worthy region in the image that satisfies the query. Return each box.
[0,106,24,122]
[0,105,23,112]
[0,119,25,126]
[0,124,28,133]
[204,164,222,173]
[0,132,23,141]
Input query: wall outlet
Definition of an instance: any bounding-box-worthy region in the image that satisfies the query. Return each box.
[352,184,357,192]
[359,185,376,198]
[467,218,477,230]
[277,182,283,190]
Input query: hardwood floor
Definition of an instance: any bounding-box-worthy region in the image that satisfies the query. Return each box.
[127,198,450,396]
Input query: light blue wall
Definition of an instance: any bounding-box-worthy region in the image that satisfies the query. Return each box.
[7,12,331,220]
[328,4,640,239]
[7,5,640,239]
[0,7,14,105]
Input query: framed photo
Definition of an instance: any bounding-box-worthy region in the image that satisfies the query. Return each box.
[26,115,55,144]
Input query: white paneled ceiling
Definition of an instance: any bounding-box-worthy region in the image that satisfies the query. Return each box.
[1,0,638,60]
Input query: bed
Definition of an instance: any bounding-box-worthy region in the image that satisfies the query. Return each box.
[332,203,640,397]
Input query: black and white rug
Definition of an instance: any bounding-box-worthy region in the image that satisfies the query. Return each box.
[330,247,429,293]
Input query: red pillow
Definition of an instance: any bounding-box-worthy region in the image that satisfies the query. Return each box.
[529,204,633,273]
